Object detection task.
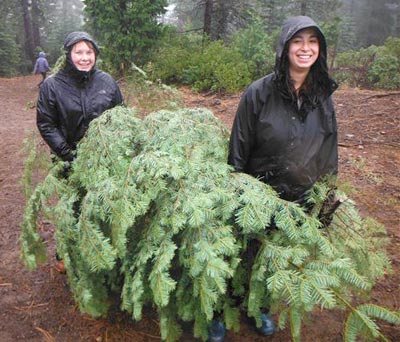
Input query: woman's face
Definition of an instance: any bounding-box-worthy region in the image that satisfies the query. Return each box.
[71,40,96,71]
[288,28,319,74]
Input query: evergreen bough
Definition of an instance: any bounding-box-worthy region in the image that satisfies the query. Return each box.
[20,106,399,341]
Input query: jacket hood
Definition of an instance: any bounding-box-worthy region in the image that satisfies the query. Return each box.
[275,16,327,71]
[63,31,99,84]
[63,31,100,55]
[39,51,46,58]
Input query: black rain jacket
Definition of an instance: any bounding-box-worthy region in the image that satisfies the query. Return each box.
[228,16,338,202]
[36,32,123,161]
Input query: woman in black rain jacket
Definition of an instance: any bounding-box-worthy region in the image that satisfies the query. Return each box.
[228,16,338,203]
[207,16,339,342]
[37,31,123,163]
[36,32,123,273]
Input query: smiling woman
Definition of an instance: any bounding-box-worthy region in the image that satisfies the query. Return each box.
[288,27,320,87]
[35,31,124,273]
[36,31,122,164]
[70,40,96,72]
[223,16,339,341]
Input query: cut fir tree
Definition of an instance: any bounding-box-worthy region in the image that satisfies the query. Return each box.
[20,106,399,342]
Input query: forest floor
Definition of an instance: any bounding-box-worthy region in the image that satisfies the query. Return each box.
[0,75,399,342]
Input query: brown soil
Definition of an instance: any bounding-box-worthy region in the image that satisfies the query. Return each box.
[0,75,399,342]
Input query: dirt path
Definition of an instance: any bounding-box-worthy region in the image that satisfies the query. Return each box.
[0,76,40,341]
[0,76,399,341]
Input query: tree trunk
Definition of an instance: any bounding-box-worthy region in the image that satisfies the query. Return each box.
[300,0,307,15]
[203,0,213,37]
[31,0,41,50]
[21,0,35,63]
[213,0,229,40]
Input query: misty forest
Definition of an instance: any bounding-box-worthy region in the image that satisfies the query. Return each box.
[1,0,400,91]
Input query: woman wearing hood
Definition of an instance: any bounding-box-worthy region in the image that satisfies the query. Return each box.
[36,32,123,272]
[37,31,123,164]
[209,16,338,342]
[228,16,338,203]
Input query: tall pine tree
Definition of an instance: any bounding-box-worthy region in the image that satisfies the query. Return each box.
[83,0,168,72]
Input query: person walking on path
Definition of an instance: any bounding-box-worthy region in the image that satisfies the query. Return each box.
[36,31,124,273]
[33,51,50,87]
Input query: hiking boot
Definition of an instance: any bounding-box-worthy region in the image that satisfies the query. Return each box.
[258,312,275,336]
[208,320,226,342]
[55,259,66,274]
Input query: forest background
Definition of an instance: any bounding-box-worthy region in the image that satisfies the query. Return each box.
[1,0,400,92]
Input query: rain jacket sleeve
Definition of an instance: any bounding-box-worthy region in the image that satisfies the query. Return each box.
[36,81,75,161]
[113,81,123,107]
[321,96,339,176]
[33,60,38,74]
[228,86,257,172]
[44,59,50,72]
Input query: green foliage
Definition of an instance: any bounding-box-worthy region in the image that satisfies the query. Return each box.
[367,37,400,90]
[21,107,397,341]
[147,33,252,93]
[320,17,341,67]
[50,53,66,75]
[83,0,168,73]
[19,131,52,199]
[334,45,378,88]
[230,21,277,79]
[344,304,400,342]
[334,37,400,90]
[184,40,252,93]
[0,22,21,77]
[121,72,183,116]
[146,32,203,84]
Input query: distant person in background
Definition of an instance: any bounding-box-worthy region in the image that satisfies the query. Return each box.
[36,32,123,273]
[33,51,50,87]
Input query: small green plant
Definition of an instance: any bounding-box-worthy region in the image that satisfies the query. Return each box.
[349,156,366,169]
[184,40,252,93]
[348,156,383,185]
[230,21,277,80]
[19,131,51,199]
[334,46,378,88]
[368,54,400,90]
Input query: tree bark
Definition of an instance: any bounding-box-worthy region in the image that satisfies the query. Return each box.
[300,0,307,15]
[21,0,35,63]
[203,0,213,37]
[213,0,227,40]
[31,0,41,50]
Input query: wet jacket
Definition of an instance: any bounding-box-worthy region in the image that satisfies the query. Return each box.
[36,32,123,161]
[228,16,338,202]
[33,52,50,74]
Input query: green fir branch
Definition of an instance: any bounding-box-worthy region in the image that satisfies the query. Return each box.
[20,106,395,342]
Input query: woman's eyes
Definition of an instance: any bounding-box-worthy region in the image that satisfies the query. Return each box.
[292,38,318,44]
[75,51,94,55]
